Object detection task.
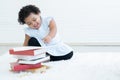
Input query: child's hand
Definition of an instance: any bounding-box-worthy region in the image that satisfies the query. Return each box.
[43,35,52,43]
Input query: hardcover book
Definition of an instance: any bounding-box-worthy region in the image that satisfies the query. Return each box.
[13,53,46,61]
[18,56,50,64]
[10,62,42,71]
[9,46,46,56]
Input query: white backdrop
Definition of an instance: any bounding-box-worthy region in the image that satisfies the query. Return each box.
[0,0,120,45]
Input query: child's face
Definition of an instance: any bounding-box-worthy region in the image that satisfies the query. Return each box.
[24,13,41,29]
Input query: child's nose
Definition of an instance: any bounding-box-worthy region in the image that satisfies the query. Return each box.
[32,22,36,26]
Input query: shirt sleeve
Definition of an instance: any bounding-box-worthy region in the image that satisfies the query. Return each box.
[24,27,30,36]
[46,16,53,26]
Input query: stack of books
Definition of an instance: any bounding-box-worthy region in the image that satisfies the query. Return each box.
[9,46,50,72]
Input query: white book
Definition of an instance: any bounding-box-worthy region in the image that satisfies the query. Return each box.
[18,56,50,64]
[13,53,46,61]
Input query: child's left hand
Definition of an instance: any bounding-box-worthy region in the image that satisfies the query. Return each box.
[43,35,52,43]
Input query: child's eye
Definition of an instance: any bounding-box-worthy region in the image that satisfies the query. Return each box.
[28,23,31,25]
[33,19,36,21]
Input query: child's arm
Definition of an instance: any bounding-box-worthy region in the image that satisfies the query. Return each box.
[43,19,57,43]
[23,34,30,46]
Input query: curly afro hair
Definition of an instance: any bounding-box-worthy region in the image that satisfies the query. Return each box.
[18,5,41,24]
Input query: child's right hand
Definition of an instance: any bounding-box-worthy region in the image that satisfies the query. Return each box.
[42,35,52,43]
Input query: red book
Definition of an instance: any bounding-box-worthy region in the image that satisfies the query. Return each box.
[10,62,42,71]
[9,46,46,56]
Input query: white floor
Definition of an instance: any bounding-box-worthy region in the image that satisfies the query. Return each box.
[1,45,120,56]
[1,45,120,80]
[1,50,120,80]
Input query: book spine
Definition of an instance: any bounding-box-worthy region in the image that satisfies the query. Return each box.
[10,62,41,71]
[9,49,46,56]
[9,49,36,56]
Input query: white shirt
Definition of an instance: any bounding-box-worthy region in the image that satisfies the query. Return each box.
[24,16,73,56]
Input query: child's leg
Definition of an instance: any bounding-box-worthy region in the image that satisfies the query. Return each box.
[28,37,41,46]
[50,51,73,61]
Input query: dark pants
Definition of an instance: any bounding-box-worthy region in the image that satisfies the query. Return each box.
[28,37,73,61]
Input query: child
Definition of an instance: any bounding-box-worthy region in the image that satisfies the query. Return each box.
[18,5,73,61]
